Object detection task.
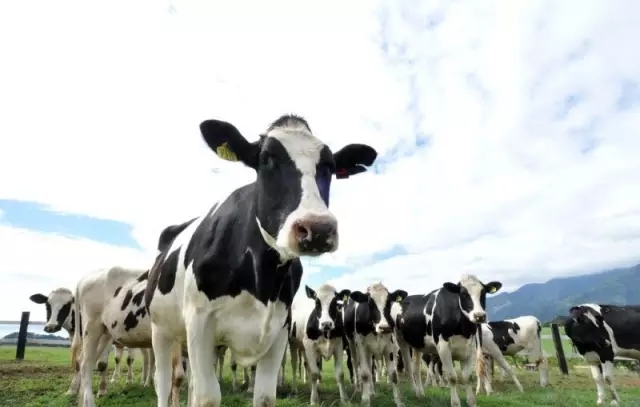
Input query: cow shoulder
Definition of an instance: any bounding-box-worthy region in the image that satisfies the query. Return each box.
[399,294,429,349]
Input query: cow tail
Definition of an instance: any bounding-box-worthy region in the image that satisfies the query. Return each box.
[70,285,82,369]
[475,324,486,381]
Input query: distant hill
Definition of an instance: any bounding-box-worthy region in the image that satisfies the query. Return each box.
[2,331,67,341]
[486,264,640,323]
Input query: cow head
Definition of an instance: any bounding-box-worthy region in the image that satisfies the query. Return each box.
[199,114,377,261]
[29,288,74,333]
[305,284,350,336]
[442,274,501,324]
[350,283,408,334]
[565,304,611,349]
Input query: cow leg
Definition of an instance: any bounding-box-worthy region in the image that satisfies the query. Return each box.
[144,348,155,387]
[332,343,348,403]
[398,342,418,396]
[230,352,240,391]
[436,341,461,407]
[590,364,607,405]
[152,325,175,407]
[345,347,354,385]
[303,342,321,405]
[356,342,373,406]
[384,347,404,407]
[492,353,523,394]
[602,361,621,406]
[346,337,360,391]
[110,344,124,383]
[217,346,226,382]
[290,342,299,392]
[253,328,289,407]
[459,349,478,407]
[66,358,82,395]
[78,327,106,407]
[411,349,425,396]
[278,348,286,388]
[527,336,549,388]
[95,335,113,397]
[247,365,256,393]
[171,343,186,407]
[125,348,135,384]
[185,312,220,407]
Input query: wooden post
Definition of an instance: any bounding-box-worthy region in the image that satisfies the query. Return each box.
[15,311,30,361]
[551,323,569,375]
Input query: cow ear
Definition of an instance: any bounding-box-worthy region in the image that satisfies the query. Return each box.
[484,281,502,294]
[443,282,460,293]
[30,294,48,304]
[200,120,260,169]
[390,290,408,303]
[333,144,377,179]
[350,291,369,303]
[305,285,316,300]
[336,289,351,302]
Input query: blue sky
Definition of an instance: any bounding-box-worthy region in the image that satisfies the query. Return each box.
[1,0,640,321]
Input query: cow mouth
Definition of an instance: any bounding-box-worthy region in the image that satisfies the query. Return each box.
[377,327,393,334]
[44,325,61,333]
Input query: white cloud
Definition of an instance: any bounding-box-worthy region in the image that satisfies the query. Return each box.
[1,0,640,319]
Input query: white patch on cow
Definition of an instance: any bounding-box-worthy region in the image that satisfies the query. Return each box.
[459,274,487,324]
[580,303,640,360]
[266,125,338,260]
[367,283,391,334]
[43,288,74,333]
[421,289,440,351]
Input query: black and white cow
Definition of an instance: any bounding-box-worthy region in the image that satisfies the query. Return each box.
[565,304,640,406]
[396,275,502,407]
[475,316,548,395]
[289,283,350,404]
[72,267,156,407]
[145,114,377,407]
[29,290,145,396]
[343,282,408,407]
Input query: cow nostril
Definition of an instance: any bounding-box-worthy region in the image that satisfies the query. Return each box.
[294,222,311,242]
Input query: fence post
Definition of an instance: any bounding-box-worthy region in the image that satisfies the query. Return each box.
[15,311,30,361]
[550,323,569,375]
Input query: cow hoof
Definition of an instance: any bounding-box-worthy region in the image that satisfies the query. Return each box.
[610,401,619,406]
[97,390,108,397]
[109,378,116,383]
[65,389,76,396]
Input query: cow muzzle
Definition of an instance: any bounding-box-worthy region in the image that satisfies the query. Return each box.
[376,325,393,334]
[472,311,487,324]
[43,323,60,333]
[293,215,338,255]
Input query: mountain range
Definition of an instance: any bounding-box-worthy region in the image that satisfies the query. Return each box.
[486,263,640,323]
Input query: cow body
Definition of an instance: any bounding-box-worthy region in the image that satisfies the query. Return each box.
[72,267,157,407]
[565,304,640,406]
[289,283,350,404]
[343,283,408,407]
[145,114,377,407]
[396,275,502,407]
[29,289,149,396]
[475,316,548,394]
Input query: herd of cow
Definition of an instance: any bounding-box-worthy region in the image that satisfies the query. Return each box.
[26,114,639,407]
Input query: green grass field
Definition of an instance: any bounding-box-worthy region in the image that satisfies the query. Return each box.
[2,345,639,406]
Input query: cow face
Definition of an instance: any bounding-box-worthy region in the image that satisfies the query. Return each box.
[199,115,377,261]
[305,284,350,336]
[350,283,408,334]
[565,304,611,348]
[29,288,74,333]
[443,275,501,324]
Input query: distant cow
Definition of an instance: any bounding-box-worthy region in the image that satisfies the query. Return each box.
[71,267,160,407]
[475,316,549,395]
[344,282,408,407]
[29,289,147,396]
[396,275,502,407]
[145,114,377,407]
[565,304,640,406]
[289,283,351,404]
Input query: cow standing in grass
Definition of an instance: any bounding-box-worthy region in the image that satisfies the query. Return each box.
[396,275,502,407]
[475,316,548,395]
[343,282,408,407]
[145,114,377,407]
[29,290,148,396]
[289,283,351,405]
[565,304,640,406]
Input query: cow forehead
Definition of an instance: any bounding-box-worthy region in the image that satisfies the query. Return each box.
[459,274,484,296]
[48,289,73,304]
[267,129,326,171]
[314,285,337,304]
[367,283,390,304]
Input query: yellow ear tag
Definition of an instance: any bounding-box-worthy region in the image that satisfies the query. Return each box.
[343,294,349,302]
[396,295,403,302]
[488,286,497,294]
[216,142,238,162]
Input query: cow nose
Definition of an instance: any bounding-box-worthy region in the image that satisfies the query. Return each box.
[320,321,334,331]
[293,216,338,254]
[473,312,487,323]
[377,325,392,334]
[43,324,56,333]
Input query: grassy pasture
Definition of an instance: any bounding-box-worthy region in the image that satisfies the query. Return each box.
[2,345,639,406]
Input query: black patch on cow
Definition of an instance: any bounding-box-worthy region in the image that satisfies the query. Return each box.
[45,303,52,322]
[397,294,430,349]
[158,218,197,252]
[111,321,117,328]
[97,361,107,372]
[56,302,72,329]
[124,307,148,331]
[488,321,520,352]
[121,290,133,311]
[136,271,149,282]
[291,322,297,339]
[389,351,394,362]
[132,289,145,307]
[158,249,180,295]
[114,287,122,297]
[70,309,75,332]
